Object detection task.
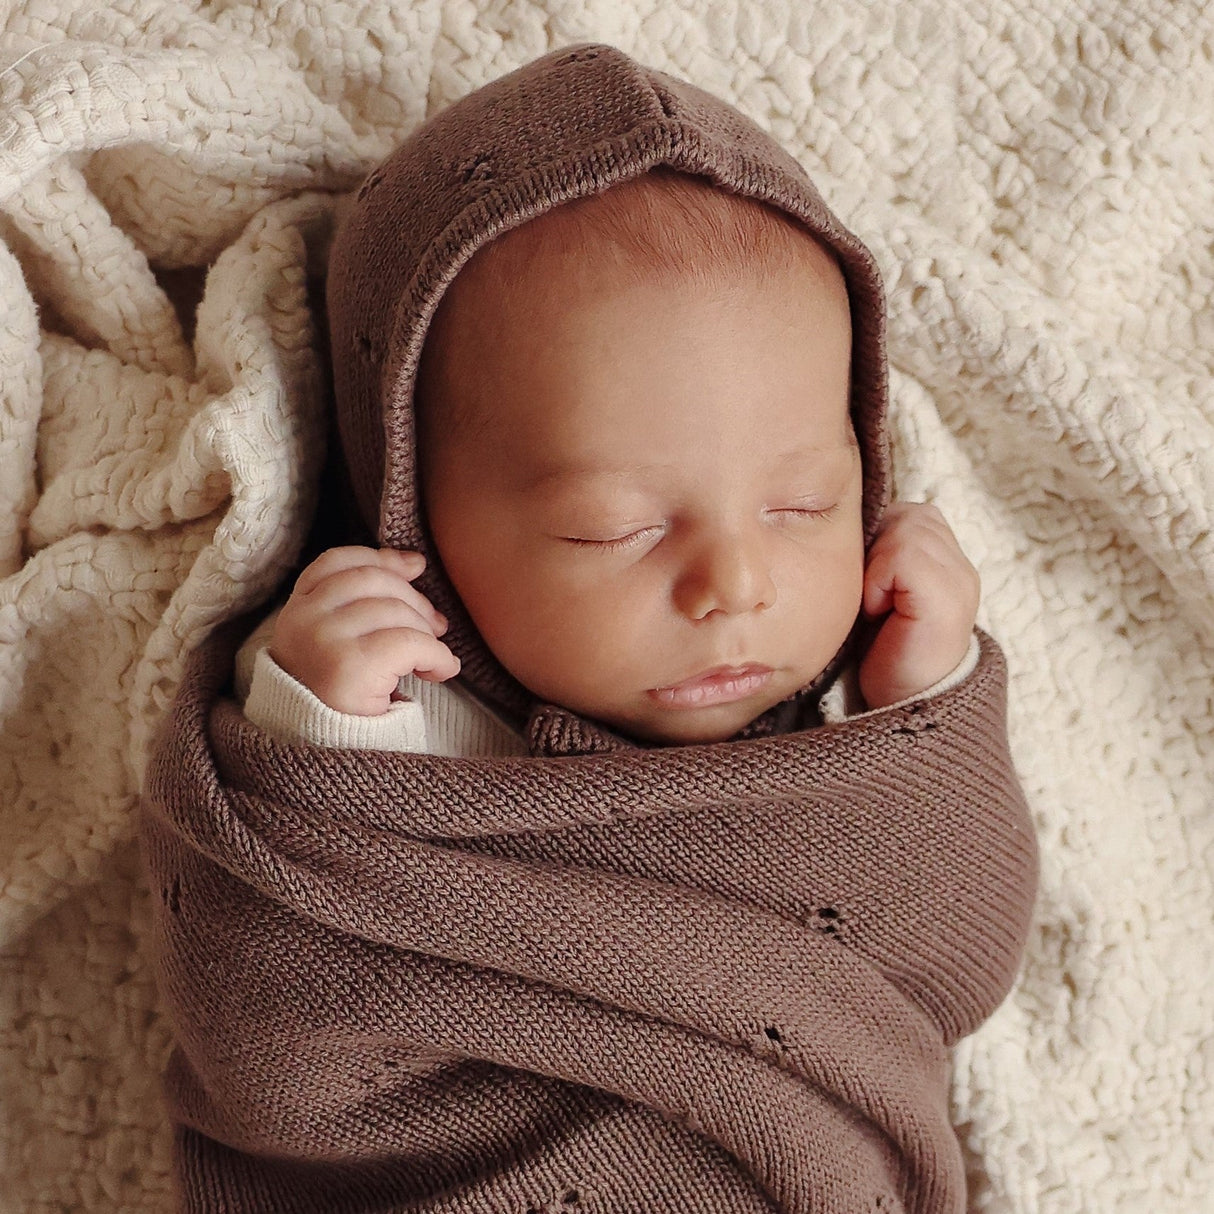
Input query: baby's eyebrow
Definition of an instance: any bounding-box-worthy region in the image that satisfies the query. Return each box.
[771,442,861,471]
[518,464,665,495]
[518,442,858,494]
[777,441,857,458]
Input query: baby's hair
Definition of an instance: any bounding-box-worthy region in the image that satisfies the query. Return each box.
[471,166,841,291]
[415,168,850,458]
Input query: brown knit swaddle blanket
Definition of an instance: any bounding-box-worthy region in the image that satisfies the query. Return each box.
[142,617,1035,1214]
[140,45,1038,1213]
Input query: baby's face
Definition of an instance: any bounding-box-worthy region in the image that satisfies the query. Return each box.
[421,242,864,744]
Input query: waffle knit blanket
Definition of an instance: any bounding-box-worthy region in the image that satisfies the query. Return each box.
[1,2,1211,1212]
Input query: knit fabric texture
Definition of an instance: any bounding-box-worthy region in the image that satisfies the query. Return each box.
[143,616,1037,1214]
[139,44,1038,1214]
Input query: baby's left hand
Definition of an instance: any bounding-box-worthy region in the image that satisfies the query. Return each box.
[858,502,981,710]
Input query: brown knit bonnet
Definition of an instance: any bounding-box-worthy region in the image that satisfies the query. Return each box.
[325,43,892,731]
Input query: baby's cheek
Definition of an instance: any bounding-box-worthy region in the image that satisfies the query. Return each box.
[787,550,863,642]
[484,584,596,688]
[551,583,653,684]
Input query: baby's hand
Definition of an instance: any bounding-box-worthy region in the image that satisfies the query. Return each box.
[857,502,980,710]
[268,546,460,716]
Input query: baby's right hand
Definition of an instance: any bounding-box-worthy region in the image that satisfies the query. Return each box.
[268,546,460,716]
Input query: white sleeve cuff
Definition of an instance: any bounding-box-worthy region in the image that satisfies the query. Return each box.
[819,632,981,723]
[243,646,429,753]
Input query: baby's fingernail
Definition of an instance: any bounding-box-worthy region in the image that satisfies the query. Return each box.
[435,612,449,634]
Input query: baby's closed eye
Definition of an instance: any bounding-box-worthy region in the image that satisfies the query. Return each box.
[559,524,665,551]
[764,501,841,521]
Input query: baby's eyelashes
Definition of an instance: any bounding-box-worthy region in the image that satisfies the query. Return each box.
[558,502,841,550]
[560,525,665,552]
[764,503,841,522]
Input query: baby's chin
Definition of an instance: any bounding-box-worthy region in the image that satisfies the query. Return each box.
[603,694,793,747]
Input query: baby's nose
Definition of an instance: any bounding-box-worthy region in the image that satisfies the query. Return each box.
[673,535,776,621]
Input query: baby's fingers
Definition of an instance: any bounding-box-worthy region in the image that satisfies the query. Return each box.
[293,546,426,598]
[863,502,979,620]
[330,601,462,682]
[862,549,925,620]
[358,628,461,684]
[292,551,446,636]
[305,596,444,646]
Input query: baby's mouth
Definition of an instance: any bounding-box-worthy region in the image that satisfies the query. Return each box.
[647,664,774,708]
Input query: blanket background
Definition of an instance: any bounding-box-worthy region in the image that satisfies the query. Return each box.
[1,1,1210,1210]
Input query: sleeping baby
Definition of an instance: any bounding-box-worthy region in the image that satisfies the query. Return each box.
[241,165,981,751]
[143,43,1037,1214]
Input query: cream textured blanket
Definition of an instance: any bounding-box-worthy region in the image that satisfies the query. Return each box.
[1,2,1210,1212]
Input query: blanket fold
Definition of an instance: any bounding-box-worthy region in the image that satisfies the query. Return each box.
[141,618,1037,1214]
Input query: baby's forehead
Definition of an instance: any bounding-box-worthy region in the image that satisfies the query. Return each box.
[445,168,849,311]
[414,169,855,456]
